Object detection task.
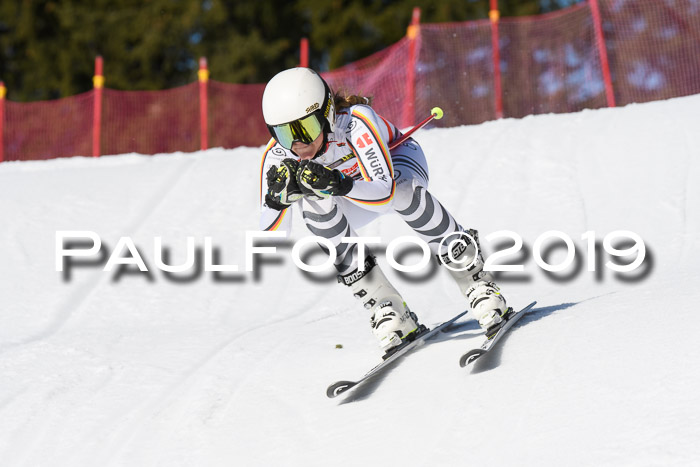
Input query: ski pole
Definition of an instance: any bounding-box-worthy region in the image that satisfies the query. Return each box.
[388,107,444,150]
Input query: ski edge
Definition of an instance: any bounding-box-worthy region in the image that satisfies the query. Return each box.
[327,381,358,398]
[326,309,470,399]
[459,349,486,367]
[459,301,537,368]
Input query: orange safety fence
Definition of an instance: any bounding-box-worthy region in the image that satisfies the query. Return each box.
[1,0,699,162]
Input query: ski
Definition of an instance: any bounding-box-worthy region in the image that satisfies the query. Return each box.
[327,309,470,398]
[459,301,537,368]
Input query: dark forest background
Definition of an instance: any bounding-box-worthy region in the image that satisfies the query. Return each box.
[0,0,583,101]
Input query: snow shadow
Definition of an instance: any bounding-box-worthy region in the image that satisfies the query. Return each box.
[336,359,401,404]
[469,302,579,374]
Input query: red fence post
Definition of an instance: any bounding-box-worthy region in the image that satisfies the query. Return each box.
[589,0,616,107]
[0,81,5,163]
[490,0,504,119]
[92,56,104,157]
[404,7,421,128]
[198,57,209,151]
[300,38,309,67]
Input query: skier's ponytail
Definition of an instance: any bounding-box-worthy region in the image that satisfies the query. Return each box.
[333,91,373,110]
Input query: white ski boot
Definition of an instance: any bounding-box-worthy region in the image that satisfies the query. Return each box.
[339,256,423,352]
[439,230,508,335]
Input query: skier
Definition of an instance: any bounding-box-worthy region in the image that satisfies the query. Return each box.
[259,67,508,354]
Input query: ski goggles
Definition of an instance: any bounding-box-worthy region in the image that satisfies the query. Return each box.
[267,111,325,150]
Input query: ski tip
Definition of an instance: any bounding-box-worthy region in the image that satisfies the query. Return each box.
[459,349,486,368]
[326,380,357,398]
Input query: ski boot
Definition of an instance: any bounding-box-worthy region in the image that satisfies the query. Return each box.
[339,255,426,356]
[438,230,509,338]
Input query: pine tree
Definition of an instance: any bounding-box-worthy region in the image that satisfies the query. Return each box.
[0,0,577,101]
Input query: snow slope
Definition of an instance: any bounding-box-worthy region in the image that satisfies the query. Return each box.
[1,94,699,466]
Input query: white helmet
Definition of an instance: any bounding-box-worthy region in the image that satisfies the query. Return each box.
[262,68,336,149]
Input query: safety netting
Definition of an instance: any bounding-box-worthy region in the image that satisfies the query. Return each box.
[324,38,414,128]
[414,19,498,127]
[3,91,93,161]
[2,0,699,162]
[102,84,200,156]
[208,81,267,150]
[600,0,700,105]
[497,3,609,119]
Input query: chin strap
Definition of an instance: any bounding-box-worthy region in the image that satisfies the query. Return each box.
[313,131,330,159]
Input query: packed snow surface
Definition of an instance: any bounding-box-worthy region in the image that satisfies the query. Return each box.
[1,94,699,466]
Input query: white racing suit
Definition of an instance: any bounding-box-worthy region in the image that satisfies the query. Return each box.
[259,104,461,270]
[259,104,507,348]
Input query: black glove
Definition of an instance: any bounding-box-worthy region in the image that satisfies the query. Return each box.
[296,160,354,200]
[264,158,303,211]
